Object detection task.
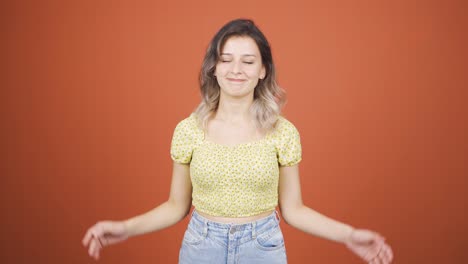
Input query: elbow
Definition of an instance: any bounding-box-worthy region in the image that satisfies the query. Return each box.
[281,212,293,226]
[167,198,192,221]
[280,210,295,226]
[181,203,192,219]
[178,202,193,221]
[279,203,304,226]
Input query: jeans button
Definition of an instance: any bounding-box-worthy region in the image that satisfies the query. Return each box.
[230,227,236,234]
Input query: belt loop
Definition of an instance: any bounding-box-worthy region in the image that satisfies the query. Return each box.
[203,220,208,237]
[275,210,281,223]
[252,221,257,239]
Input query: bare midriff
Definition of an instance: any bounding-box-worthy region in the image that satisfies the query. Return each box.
[195,209,276,224]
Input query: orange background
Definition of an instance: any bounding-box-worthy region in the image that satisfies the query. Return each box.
[2,0,467,263]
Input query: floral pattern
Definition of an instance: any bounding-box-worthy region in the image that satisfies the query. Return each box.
[170,113,302,217]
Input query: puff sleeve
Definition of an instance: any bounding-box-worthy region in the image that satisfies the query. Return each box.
[170,116,196,164]
[276,117,302,166]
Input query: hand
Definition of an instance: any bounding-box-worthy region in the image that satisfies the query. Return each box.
[344,229,394,264]
[82,220,129,260]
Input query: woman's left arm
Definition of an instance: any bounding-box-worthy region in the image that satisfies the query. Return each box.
[278,164,394,263]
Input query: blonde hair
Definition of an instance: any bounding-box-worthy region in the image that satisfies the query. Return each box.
[194,19,286,132]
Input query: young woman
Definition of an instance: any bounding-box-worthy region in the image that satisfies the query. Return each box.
[82,19,394,264]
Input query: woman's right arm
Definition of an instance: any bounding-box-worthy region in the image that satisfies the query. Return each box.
[124,161,192,237]
[82,162,192,259]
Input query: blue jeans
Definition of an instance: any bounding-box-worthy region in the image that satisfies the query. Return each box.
[179,210,288,264]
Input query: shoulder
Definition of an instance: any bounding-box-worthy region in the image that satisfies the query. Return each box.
[173,113,204,140]
[175,113,199,131]
[170,114,202,163]
[272,116,302,166]
[274,116,300,136]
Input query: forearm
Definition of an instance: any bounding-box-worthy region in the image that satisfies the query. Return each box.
[282,205,354,244]
[123,200,190,238]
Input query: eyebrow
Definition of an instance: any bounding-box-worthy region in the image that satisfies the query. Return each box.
[220,53,257,57]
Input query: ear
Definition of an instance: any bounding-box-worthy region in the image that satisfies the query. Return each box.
[260,65,266,79]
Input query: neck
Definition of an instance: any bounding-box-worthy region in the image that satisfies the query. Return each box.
[215,93,254,123]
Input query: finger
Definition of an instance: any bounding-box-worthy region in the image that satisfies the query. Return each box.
[88,237,99,259]
[386,244,394,262]
[369,257,380,264]
[82,228,94,247]
[367,240,384,262]
[376,256,384,264]
[380,242,390,258]
[379,244,389,263]
[380,243,393,262]
[93,237,102,260]
[374,254,383,264]
[385,244,395,263]
[363,248,374,262]
[90,228,106,247]
[97,235,107,247]
[377,248,386,264]
[94,242,101,260]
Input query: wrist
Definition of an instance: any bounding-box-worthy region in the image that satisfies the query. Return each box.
[122,219,134,238]
[342,225,355,245]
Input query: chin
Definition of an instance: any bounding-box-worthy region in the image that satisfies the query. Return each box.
[222,89,254,99]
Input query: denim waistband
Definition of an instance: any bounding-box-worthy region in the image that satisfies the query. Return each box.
[190,210,280,240]
[181,210,287,263]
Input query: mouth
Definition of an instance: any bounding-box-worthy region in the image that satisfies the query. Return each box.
[226,78,247,83]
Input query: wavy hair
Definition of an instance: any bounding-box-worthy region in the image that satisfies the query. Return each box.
[194,18,286,131]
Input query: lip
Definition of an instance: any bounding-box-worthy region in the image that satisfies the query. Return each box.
[226,78,246,82]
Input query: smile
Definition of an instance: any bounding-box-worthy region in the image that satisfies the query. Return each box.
[226,78,247,83]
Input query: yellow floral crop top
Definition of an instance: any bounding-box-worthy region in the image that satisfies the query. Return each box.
[170,113,302,217]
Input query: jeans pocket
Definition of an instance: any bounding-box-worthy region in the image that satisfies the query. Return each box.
[254,225,285,251]
[182,224,206,245]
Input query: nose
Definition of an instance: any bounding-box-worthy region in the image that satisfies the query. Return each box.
[231,60,242,74]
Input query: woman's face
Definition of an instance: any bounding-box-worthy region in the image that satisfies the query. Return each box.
[215,36,266,99]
